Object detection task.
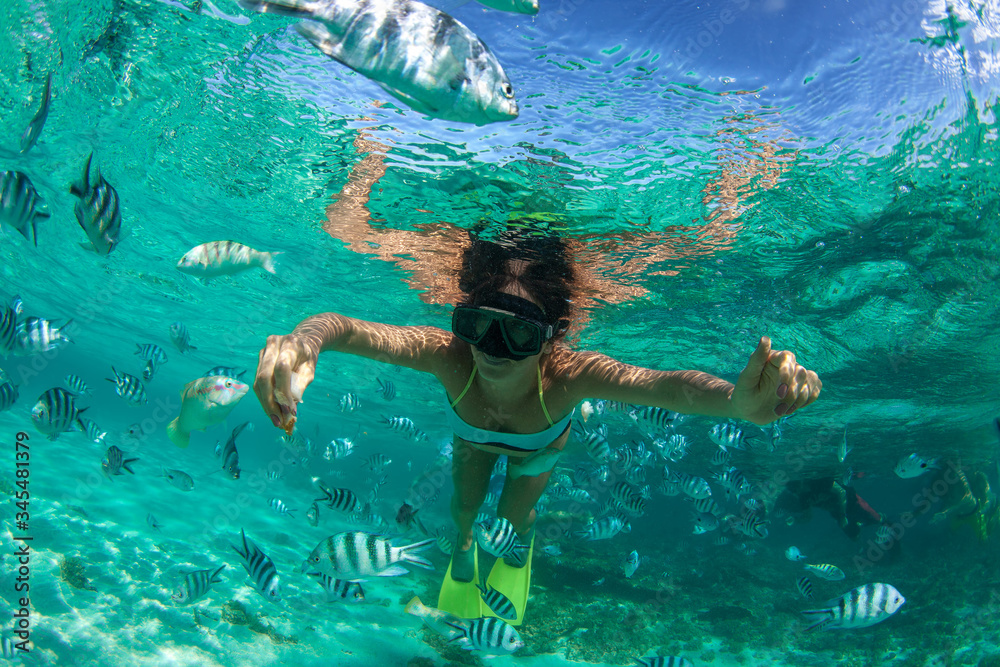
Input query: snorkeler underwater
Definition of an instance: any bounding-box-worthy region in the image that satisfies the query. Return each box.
[1,0,998,664]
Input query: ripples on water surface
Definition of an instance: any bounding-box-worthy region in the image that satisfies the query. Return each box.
[0,0,998,665]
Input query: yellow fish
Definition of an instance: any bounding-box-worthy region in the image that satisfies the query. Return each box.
[166,376,249,448]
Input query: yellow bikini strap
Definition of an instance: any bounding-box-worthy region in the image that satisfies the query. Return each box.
[450,364,478,408]
[538,365,554,427]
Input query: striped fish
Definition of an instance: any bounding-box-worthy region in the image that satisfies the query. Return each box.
[15,316,73,354]
[688,496,722,516]
[79,417,107,444]
[677,473,712,500]
[102,445,138,477]
[0,171,48,246]
[232,529,281,602]
[237,0,519,126]
[142,360,157,382]
[215,421,252,480]
[476,517,525,558]
[802,583,905,631]
[713,466,752,501]
[804,563,846,581]
[30,387,86,439]
[64,374,92,396]
[204,366,246,380]
[710,447,731,467]
[713,535,730,547]
[574,422,610,463]
[476,582,517,621]
[0,378,18,412]
[268,497,296,517]
[315,484,362,513]
[575,516,630,541]
[306,571,366,603]
[20,72,52,153]
[377,377,396,401]
[1,635,19,659]
[0,296,23,355]
[70,152,122,255]
[662,434,690,462]
[630,405,684,432]
[340,393,361,412]
[634,656,694,667]
[135,343,168,366]
[169,321,197,353]
[796,576,814,600]
[381,415,427,442]
[171,565,226,604]
[691,512,719,534]
[709,422,756,451]
[106,367,147,405]
[176,240,280,279]
[302,531,435,579]
[445,617,525,654]
[731,511,769,539]
[364,453,391,473]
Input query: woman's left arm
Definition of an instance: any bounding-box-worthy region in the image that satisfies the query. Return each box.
[562,336,821,426]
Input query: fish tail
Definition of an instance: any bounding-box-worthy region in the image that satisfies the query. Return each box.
[238,0,315,19]
[260,251,280,274]
[400,538,436,570]
[210,564,227,583]
[166,418,190,449]
[70,152,93,198]
[800,608,833,632]
[403,596,427,617]
[122,458,139,474]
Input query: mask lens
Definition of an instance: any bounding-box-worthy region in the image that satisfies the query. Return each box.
[502,318,539,352]
[453,307,495,344]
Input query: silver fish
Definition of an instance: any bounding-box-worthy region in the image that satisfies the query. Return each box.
[445,616,524,654]
[268,497,296,517]
[172,565,226,604]
[15,316,73,355]
[142,360,157,382]
[135,343,168,366]
[162,468,195,491]
[238,0,518,125]
[79,417,107,444]
[476,582,517,620]
[381,415,427,441]
[476,517,525,558]
[306,571,365,602]
[0,171,49,246]
[147,513,163,531]
[65,374,93,396]
[107,367,148,406]
[204,366,246,380]
[215,421,252,480]
[575,516,630,541]
[376,377,395,400]
[0,295,23,355]
[302,531,435,579]
[306,502,320,527]
[102,445,139,477]
[232,529,281,602]
[801,583,905,631]
[169,321,197,353]
[20,73,52,153]
[176,240,280,280]
[0,379,18,413]
[31,387,86,440]
[340,392,360,412]
[622,550,641,578]
[69,153,122,255]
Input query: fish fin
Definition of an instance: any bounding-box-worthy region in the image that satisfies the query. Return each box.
[211,564,227,583]
[70,153,93,197]
[401,538,436,569]
[79,242,98,253]
[166,418,190,448]
[261,252,280,274]
[403,596,426,617]
[122,458,139,474]
[238,0,317,19]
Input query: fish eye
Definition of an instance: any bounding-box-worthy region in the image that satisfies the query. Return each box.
[225,380,232,387]
[501,83,514,98]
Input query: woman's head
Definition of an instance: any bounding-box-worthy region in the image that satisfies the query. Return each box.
[457,223,576,339]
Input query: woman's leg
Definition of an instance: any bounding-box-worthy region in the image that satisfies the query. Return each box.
[450,438,498,581]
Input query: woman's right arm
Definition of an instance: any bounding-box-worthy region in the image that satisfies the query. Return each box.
[254,312,453,431]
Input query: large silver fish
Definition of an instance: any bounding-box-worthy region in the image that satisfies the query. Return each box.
[239,0,519,125]
[0,171,49,247]
[20,73,52,153]
[69,153,122,255]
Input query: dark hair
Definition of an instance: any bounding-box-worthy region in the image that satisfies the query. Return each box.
[458,222,576,339]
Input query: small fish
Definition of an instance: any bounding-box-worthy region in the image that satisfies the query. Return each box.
[162,468,195,492]
[167,376,248,448]
[592,578,606,586]
[894,453,941,479]
[0,171,49,246]
[574,422,611,463]
[0,378,19,413]
[875,525,894,546]
[796,576,814,600]
[268,497,296,517]
[106,367,148,406]
[477,582,517,621]
[69,153,122,255]
[785,546,807,562]
[135,343,169,366]
[302,531,435,579]
[709,422,756,451]
[338,392,361,412]
[15,316,73,355]
[364,453,392,473]
[838,428,851,463]
[238,0,518,126]
[804,563,845,581]
[232,529,281,602]
[841,466,854,488]
[630,406,684,433]
[126,422,146,439]
[0,296,23,355]
[306,572,365,603]
[691,512,719,535]
[622,550,641,578]
[215,421,252,480]
[172,565,226,604]
[404,596,466,641]
[634,657,694,667]
[142,360,157,382]
[662,434,690,462]
[802,583,905,631]
[176,240,280,280]
[377,377,396,401]
[204,366,246,380]
[678,473,712,500]
[476,517,526,558]
[307,502,320,527]
[102,445,139,477]
[169,321,197,353]
[444,616,525,654]
[20,73,52,153]
[315,484,362,513]
[541,545,561,557]
[147,513,162,531]
[61,374,91,397]
[509,447,562,479]
[713,536,730,547]
[575,516,630,541]
[382,415,427,442]
[31,387,87,439]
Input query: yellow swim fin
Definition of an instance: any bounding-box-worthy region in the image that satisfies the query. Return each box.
[437,546,484,619]
[483,534,534,627]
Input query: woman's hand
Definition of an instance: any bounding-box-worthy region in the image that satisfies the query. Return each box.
[254,334,318,433]
[731,336,822,426]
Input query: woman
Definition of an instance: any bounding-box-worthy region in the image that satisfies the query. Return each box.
[254,226,822,622]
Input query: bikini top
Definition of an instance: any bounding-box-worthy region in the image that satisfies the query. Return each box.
[444,364,574,453]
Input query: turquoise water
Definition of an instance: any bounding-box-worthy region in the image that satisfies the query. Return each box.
[1,0,999,665]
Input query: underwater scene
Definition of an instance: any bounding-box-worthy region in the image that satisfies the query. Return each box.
[1,0,999,665]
